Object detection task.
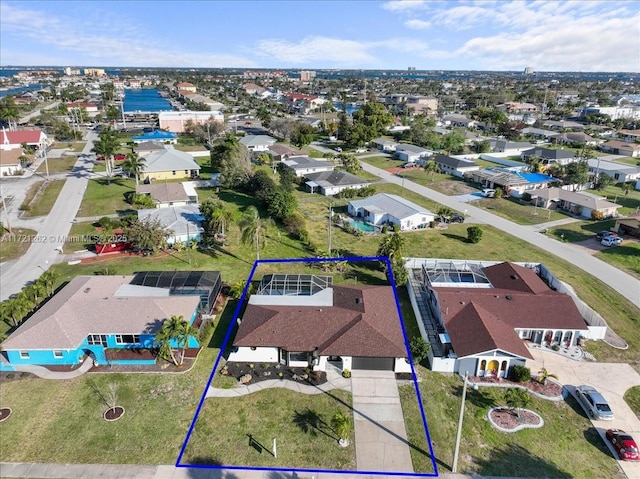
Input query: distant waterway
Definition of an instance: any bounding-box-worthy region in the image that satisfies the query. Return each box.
[0,83,44,98]
[333,102,360,115]
[123,89,173,113]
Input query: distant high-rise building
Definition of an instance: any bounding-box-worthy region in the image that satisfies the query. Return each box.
[408,67,416,71]
[84,68,106,77]
[300,70,316,82]
[524,67,535,75]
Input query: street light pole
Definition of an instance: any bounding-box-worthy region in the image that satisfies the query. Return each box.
[452,371,475,473]
[1,195,12,234]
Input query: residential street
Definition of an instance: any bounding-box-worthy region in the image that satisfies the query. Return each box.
[0,132,97,301]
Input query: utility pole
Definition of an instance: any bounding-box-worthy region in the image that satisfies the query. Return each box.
[1,195,12,234]
[120,97,127,130]
[327,201,332,256]
[453,371,474,473]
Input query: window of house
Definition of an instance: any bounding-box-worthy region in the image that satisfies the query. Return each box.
[115,334,140,345]
[184,170,188,175]
[87,334,107,346]
[53,350,63,358]
[289,351,308,362]
[19,351,29,359]
[172,170,176,175]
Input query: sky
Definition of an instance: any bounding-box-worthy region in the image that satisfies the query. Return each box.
[1,0,639,72]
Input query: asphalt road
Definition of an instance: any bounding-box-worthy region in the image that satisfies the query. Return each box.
[0,132,97,301]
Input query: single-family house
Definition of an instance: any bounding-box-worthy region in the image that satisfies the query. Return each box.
[0,149,24,176]
[131,130,178,145]
[588,158,640,183]
[137,205,204,246]
[488,140,536,154]
[431,154,480,178]
[521,147,577,166]
[521,127,557,142]
[470,168,556,197]
[370,138,398,152]
[551,132,599,147]
[348,193,435,231]
[66,101,99,115]
[158,111,224,133]
[304,170,370,196]
[133,141,166,157]
[441,114,477,129]
[141,149,201,182]
[239,135,277,152]
[176,82,197,94]
[613,213,640,237]
[542,120,585,131]
[395,144,431,163]
[228,274,411,373]
[600,140,640,158]
[406,259,589,375]
[136,182,198,208]
[525,187,620,219]
[266,144,306,163]
[283,156,335,177]
[405,96,438,115]
[0,272,224,370]
[618,129,640,143]
[497,102,539,114]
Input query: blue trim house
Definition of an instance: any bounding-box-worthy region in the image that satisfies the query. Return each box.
[0,275,203,371]
[132,130,178,144]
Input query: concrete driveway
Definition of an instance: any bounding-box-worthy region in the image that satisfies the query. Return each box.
[528,348,640,479]
[350,370,414,474]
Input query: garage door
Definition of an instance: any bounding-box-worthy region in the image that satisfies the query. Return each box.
[352,357,394,371]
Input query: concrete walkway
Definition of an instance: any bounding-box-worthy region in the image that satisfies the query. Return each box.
[357,160,640,309]
[351,370,414,474]
[1,356,94,379]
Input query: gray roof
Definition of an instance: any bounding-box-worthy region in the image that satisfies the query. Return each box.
[283,156,334,170]
[134,141,166,153]
[144,149,201,173]
[349,193,434,220]
[137,204,204,236]
[490,139,535,150]
[1,276,200,350]
[136,183,190,204]
[433,154,477,168]
[521,147,576,160]
[305,170,369,187]
[526,187,621,210]
[587,158,640,174]
[396,143,428,154]
[239,135,277,147]
[371,137,398,146]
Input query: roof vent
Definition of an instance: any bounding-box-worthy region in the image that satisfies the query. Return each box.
[506,295,513,300]
[84,288,91,293]
[460,301,465,305]
[355,298,362,304]
[494,295,499,298]
[510,275,519,280]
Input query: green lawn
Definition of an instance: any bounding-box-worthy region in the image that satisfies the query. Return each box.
[0,228,37,263]
[400,368,620,477]
[36,155,78,174]
[624,386,640,420]
[174,144,209,152]
[181,389,355,469]
[360,156,404,170]
[51,141,86,152]
[586,184,640,216]
[22,180,66,217]
[549,219,616,243]
[596,242,640,279]
[473,197,569,225]
[611,157,640,166]
[77,178,136,217]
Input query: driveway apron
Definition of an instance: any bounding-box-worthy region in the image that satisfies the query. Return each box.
[350,370,414,473]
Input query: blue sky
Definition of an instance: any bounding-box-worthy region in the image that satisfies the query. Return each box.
[1,0,638,71]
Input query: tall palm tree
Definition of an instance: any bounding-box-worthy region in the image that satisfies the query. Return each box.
[238,206,273,260]
[24,282,47,305]
[5,295,31,326]
[176,319,199,365]
[153,315,185,366]
[423,159,441,182]
[91,128,119,185]
[123,151,146,185]
[39,270,59,296]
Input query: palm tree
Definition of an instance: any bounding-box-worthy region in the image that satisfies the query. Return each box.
[504,387,531,419]
[331,411,352,447]
[423,159,440,182]
[91,128,119,185]
[238,206,274,260]
[621,182,632,198]
[537,368,558,386]
[437,206,453,223]
[24,282,47,305]
[123,151,146,185]
[376,232,405,262]
[5,295,32,326]
[175,319,199,365]
[209,202,236,241]
[39,270,59,296]
[153,315,184,366]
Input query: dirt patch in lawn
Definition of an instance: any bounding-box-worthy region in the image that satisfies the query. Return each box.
[428,180,478,196]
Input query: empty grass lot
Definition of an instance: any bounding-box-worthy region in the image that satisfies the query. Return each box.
[77,177,136,217]
[0,228,37,262]
[20,179,66,217]
[473,197,569,225]
[400,368,622,477]
[181,389,355,469]
[36,155,78,174]
[587,184,640,216]
[51,141,86,152]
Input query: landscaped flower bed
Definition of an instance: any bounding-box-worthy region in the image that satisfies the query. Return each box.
[471,375,562,399]
[488,407,544,432]
[220,361,327,386]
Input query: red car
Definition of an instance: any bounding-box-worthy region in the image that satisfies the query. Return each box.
[114,154,126,161]
[606,429,639,461]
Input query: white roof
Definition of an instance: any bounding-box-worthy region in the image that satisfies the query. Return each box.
[239,135,277,147]
[138,205,204,236]
[144,149,201,173]
[349,193,435,220]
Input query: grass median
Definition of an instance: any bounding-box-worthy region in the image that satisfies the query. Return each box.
[20,179,66,217]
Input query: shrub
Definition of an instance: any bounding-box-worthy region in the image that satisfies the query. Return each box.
[198,318,215,345]
[298,228,310,244]
[342,369,351,378]
[512,365,531,383]
[521,192,532,202]
[409,336,430,364]
[392,224,400,233]
[467,225,483,243]
[591,210,604,221]
[381,225,388,234]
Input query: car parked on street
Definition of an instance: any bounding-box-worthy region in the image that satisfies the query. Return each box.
[601,236,623,247]
[450,214,465,223]
[114,154,126,161]
[605,429,639,461]
[575,385,614,420]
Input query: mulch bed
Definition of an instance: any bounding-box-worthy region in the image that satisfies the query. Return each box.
[220,361,327,386]
[104,406,125,421]
[471,375,562,398]
[105,348,157,361]
[489,408,541,430]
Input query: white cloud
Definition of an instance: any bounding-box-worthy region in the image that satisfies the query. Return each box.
[382,0,429,13]
[432,5,497,30]
[405,19,431,30]
[0,2,256,67]
[255,36,377,65]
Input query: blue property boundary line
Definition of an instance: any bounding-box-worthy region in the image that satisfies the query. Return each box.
[176,256,439,477]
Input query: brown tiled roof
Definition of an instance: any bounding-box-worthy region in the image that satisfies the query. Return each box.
[0,148,22,166]
[483,262,549,294]
[234,285,407,358]
[446,303,532,359]
[2,276,200,350]
[136,183,189,204]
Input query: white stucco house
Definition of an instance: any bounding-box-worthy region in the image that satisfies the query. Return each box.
[348,193,435,231]
[137,204,204,246]
[239,135,277,152]
[283,156,335,177]
[395,144,432,163]
[228,274,411,373]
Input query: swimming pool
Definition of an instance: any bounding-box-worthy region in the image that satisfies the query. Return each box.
[348,219,376,232]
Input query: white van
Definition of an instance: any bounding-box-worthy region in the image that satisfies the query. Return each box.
[481,188,497,198]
